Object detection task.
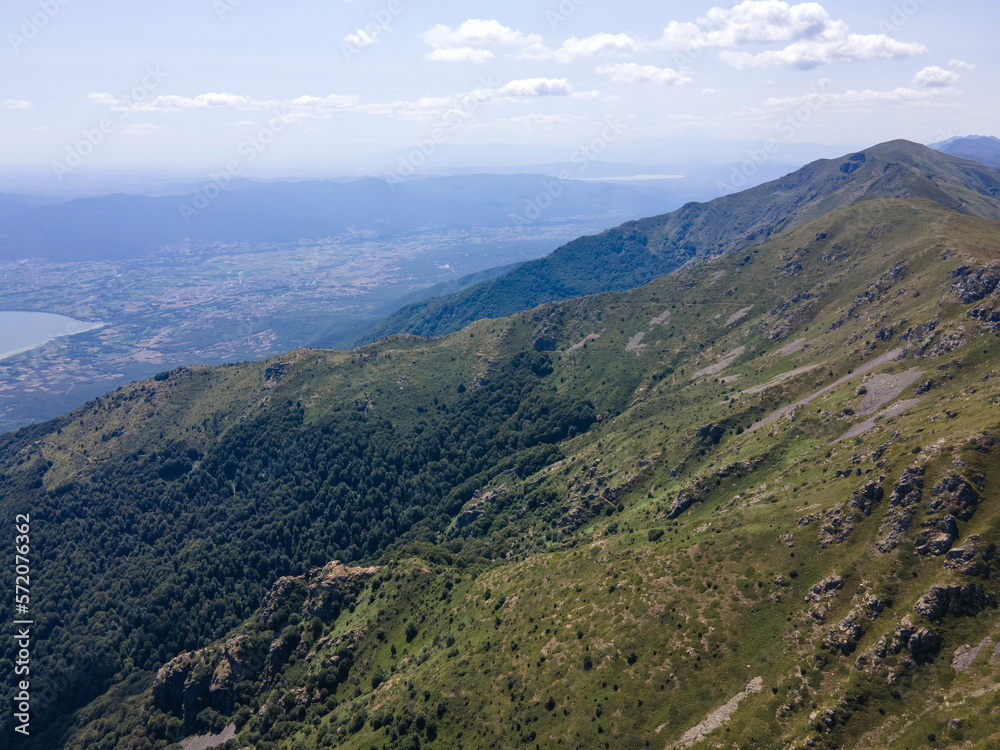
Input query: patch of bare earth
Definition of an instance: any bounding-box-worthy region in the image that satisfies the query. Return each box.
[180,724,236,750]
[626,332,647,352]
[671,677,763,748]
[857,368,925,414]
[726,306,754,326]
[750,347,905,432]
[692,346,746,379]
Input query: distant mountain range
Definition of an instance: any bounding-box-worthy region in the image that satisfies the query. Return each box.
[0,174,702,263]
[354,139,1000,345]
[931,134,1000,169]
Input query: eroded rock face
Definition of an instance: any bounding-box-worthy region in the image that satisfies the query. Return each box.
[210,635,268,713]
[952,264,1000,304]
[152,561,378,725]
[303,561,378,620]
[944,537,998,578]
[876,466,924,553]
[152,649,217,731]
[930,475,979,522]
[913,584,994,622]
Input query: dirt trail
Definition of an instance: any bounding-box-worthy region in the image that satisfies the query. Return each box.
[649,310,671,326]
[673,677,763,748]
[749,347,905,432]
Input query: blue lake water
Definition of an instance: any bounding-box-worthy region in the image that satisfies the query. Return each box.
[0,311,103,360]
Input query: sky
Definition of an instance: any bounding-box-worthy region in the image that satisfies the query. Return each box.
[2,0,997,184]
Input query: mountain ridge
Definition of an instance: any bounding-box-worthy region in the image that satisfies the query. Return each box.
[355,140,1000,346]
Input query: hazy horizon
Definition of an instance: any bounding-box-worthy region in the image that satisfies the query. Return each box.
[3,0,995,194]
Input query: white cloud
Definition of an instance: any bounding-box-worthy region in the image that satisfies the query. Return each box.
[555,33,641,61]
[3,99,33,109]
[423,19,547,58]
[720,33,926,70]
[342,29,379,49]
[949,58,977,71]
[426,47,495,63]
[913,65,960,88]
[560,2,929,70]
[497,78,573,97]
[595,63,692,86]
[701,88,718,96]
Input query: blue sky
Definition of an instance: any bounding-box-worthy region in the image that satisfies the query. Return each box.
[2,0,996,179]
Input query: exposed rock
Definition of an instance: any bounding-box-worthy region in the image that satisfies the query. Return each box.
[668,458,764,518]
[210,635,267,713]
[913,584,994,622]
[890,615,941,663]
[303,561,378,620]
[952,264,1000,304]
[152,649,217,731]
[944,536,998,578]
[930,475,979,522]
[916,515,959,557]
[697,424,725,447]
[876,466,924,553]
[826,614,863,655]
[850,482,884,516]
[806,576,844,603]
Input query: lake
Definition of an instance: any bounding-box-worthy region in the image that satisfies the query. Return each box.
[0,311,104,361]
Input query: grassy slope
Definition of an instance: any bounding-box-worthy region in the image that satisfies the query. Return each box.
[354,141,1000,345]
[8,197,998,748]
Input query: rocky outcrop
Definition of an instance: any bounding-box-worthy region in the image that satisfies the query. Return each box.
[152,561,377,725]
[876,466,924,553]
[944,536,998,578]
[818,481,886,548]
[952,264,1000,304]
[667,458,764,518]
[930,475,979,521]
[913,584,994,622]
[152,649,218,731]
[916,515,958,557]
[210,635,268,713]
[303,562,378,620]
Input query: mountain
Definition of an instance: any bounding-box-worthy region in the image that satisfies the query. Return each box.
[931,134,1000,169]
[2,156,1000,747]
[0,174,691,262]
[355,140,1000,345]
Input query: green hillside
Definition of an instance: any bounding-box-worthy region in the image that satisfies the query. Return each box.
[355,140,1000,345]
[2,194,1000,749]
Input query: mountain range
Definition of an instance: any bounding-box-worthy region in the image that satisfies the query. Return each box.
[2,140,1000,749]
[354,140,1000,345]
[932,134,1000,169]
[0,174,712,263]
